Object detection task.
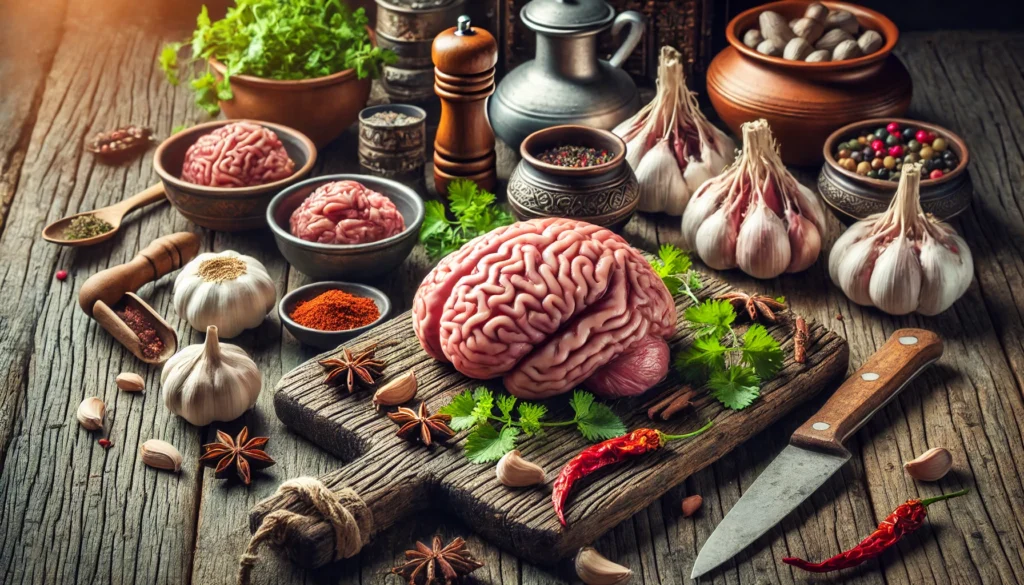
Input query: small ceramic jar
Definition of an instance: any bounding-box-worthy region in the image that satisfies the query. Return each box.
[358,104,427,187]
[507,125,638,232]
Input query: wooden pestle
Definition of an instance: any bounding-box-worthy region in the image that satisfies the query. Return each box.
[78,232,200,317]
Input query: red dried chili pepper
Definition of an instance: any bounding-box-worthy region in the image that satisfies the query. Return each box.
[552,421,713,526]
[783,488,970,573]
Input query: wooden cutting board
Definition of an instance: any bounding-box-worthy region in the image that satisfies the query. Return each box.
[251,275,848,568]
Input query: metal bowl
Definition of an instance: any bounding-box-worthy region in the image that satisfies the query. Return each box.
[153,119,317,231]
[818,118,972,221]
[279,281,391,350]
[267,174,425,281]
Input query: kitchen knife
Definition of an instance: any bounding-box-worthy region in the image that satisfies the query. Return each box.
[690,328,943,580]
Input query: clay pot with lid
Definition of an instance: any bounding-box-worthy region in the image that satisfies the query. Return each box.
[707,1,911,165]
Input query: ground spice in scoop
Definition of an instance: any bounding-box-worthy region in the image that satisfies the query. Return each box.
[64,215,114,240]
[289,289,380,331]
[115,304,164,360]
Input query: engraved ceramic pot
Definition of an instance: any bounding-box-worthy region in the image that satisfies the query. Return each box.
[818,118,972,221]
[508,125,638,232]
[358,104,427,187]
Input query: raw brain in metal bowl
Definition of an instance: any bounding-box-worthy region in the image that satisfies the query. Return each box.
[413,218,677,400]
[289,180,407,245]
[180,122,295,188]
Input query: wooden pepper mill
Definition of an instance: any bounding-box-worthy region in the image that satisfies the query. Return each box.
[79,232,200,364]
[432,15,498,195]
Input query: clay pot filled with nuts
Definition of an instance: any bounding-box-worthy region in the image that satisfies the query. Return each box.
[708,1,911,164]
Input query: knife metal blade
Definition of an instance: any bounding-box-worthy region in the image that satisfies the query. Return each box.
[691,328,943,580]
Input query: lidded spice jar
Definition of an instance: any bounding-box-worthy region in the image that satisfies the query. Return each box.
[358,104,427,187]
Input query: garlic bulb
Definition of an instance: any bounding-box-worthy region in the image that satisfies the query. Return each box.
[161,325,261,426]
[173,250,276,339]
[681,119,826,278]
[829,166,973,315]
[614,46,735,216]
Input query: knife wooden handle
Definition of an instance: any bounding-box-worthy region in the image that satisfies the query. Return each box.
[790,328,942,457]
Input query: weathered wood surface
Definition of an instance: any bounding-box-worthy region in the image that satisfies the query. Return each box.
[253,276,848,566]
[0,3,1021,581]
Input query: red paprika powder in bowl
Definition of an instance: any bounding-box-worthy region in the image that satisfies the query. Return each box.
[279,281,391,350]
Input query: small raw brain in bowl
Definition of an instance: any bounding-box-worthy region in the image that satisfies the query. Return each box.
[413,218,677,400]
[180,122,295,187]
[289,180,407,245]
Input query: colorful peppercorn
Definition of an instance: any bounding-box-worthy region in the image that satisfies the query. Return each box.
[56,270,68,281]
[834,122,959,182]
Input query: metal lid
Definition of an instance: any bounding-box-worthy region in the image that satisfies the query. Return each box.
[521,0,615,33]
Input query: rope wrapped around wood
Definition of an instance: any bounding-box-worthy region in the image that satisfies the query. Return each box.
[238,477,373,585]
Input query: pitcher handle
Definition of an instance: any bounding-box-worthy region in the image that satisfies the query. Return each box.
[608,11,646,69]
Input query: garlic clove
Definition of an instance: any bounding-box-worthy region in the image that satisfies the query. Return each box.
[695,206,739,270]
[708,126,737,170]
[681,494,703,518]
[869,234,922,315]
[794,182,827,234]
[785,211,822,273]
[140,439,183,472]
[77,397,105,431]
[636,139,689,216]
[904,447,953,481]
[575,547,632,585]
[681,182,724,250]
[736,201,791,279]
[372,370,417,410]
[495,450,546,487]
[835,232,883,306]
[116,372,145,392]
[917,232,973,316]
[828,218,875,284]
[625,124,653,170]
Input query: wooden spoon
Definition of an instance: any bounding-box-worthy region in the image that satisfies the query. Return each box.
[41,182,167,246]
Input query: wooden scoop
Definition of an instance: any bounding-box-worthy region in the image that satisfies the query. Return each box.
[42,182,166,246]
[79,232,200,364]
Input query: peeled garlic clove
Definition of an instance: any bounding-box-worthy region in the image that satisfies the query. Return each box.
[904,447,953,481]
[695,206,739,270]
[785,211,821,274]
[869,234,922,315]
[636,139,689,216]
[496,450,546,487]
[681,183,724,250]
[575,547,632,585]
[917,232,973,316]
[735,201,791,279]
[140,439,183,472]
[372,370,417,410]
[77,397,105,431]
[116,372,145,392]
[835,233,883,306]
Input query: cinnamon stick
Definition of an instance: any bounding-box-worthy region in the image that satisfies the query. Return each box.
[794,316,809,364]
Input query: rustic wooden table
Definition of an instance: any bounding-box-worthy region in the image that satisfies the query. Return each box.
[2,1,1023,583]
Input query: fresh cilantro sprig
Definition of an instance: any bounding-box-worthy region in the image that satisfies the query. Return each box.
[650,244,704,305]
[420,179,514,260]
[440,388,626,463]
[160,1,397,115]
[651,245,784,411]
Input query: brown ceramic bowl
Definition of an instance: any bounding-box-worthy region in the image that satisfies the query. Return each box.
[507,125,638,232]
[153,119,317,232]
[818,118,972,220]
[210,29,376,147]
[708,1,912,165]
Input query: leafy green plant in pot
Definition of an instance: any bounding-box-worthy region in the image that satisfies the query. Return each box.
[160,0,396,146]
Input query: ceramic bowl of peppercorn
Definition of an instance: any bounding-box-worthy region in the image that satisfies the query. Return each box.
[818,118,972,220]
[507,125,639,232]
[267,174,425,281]
[279,281,391,349]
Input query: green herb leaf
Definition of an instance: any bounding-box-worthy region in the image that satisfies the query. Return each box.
[465,424,520,463]
[496,394,517,419]
[708,366,761,410]
[576,402,627,441]
[685,299,736,340]
[740,324,784,380]
[421,180,513,260]
[419,201,450,243]
[517,402,547,436]
[569,390,594,419]
[675,336,730,380]
[439,390,478,431]
[471,387,494,425]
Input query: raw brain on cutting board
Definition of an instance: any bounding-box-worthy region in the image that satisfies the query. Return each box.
[413,218,677,400]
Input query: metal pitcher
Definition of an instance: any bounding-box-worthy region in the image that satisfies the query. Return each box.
[489,0,645,149]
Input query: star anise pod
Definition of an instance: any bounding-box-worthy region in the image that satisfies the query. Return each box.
[199,427,275,485]
[387,402,455,447]
[716,291,788,323]
[318,344,386,393]
[390,536,484,585]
